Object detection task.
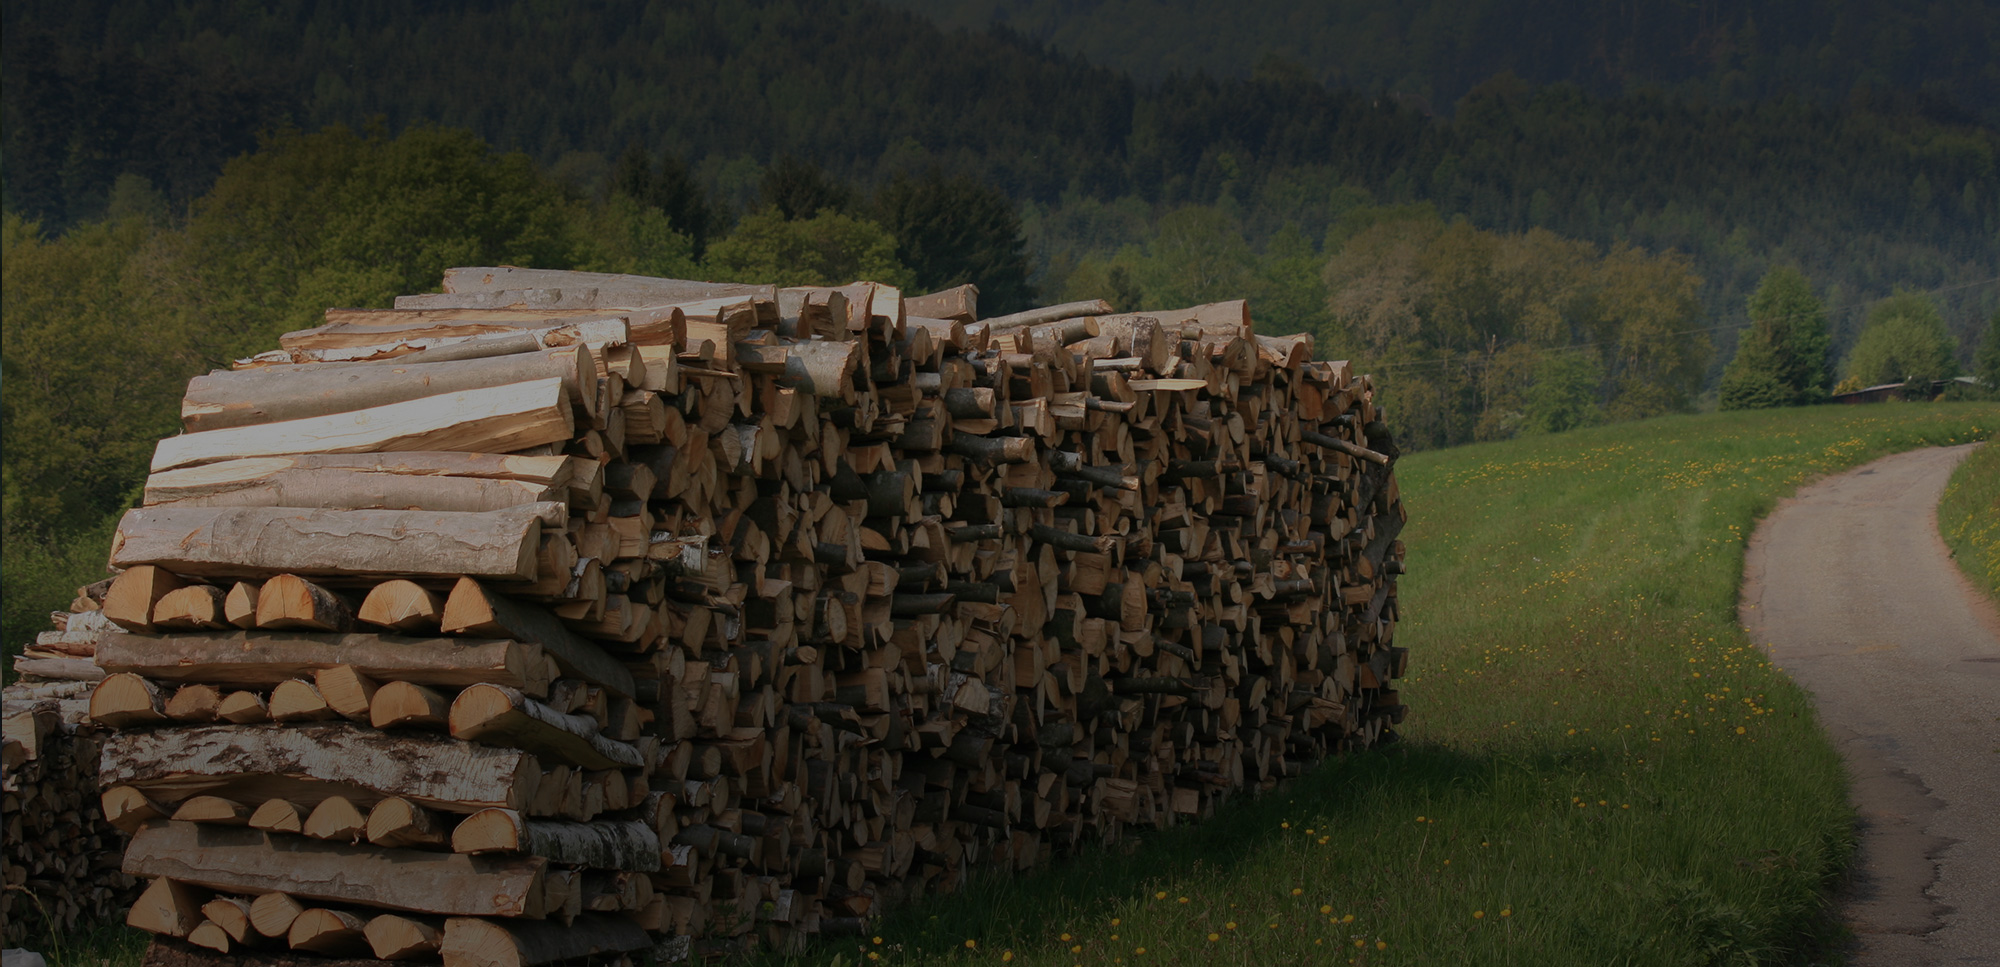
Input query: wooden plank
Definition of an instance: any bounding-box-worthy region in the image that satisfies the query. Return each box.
[94,631,541,690]
[110,505,548,582]
[150,378,572,472]
[101,724,539,813]
[124,821,545,918]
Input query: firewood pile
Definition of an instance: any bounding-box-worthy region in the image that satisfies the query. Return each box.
[4,606,138,945]
[83,268,1408,965]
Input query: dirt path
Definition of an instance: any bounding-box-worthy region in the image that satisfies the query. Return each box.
[1742,444,1999,966]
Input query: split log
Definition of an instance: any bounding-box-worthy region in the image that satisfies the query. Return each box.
[303,797,368,842]
[146,465,558,516]
[254,575,354,632]
[128,877,205,938]
[101,724,541,813]
[250,893,306,938]
[171,796,250,825]
[150,377,573,472]
[449,809,659,871]
[440,578,634,697]
[366,798,449,849]
[96,631,544,691]
[249,799,308,835]
[125,822,544,919]
[91,673,168,728]
[152,585,230,631]
[103,565,189,633]
[370,681,452,730]
[145,453,573,507]
[288,908,370,955]
[357,581,444,633]
[111,505,550,582]
[181,348,593,433]
[448,684,640,770]
[366,914,443,960]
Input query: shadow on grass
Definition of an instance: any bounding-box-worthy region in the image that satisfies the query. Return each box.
[763,739,1499,962]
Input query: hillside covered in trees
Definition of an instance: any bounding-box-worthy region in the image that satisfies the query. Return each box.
[885,0,2000,124]
[5,0,1996,338]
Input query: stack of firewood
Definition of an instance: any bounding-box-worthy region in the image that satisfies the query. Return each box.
[88,268,1407,965]
[5,605,137,945]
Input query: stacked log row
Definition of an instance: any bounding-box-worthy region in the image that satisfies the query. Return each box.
[4,605,137,944]
[91,268,1408,964]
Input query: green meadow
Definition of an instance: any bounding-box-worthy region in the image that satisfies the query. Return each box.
[1939,440,1999,602]
[774,402,1996,967]
[33,403,1996,967]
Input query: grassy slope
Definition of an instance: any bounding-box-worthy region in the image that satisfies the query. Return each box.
[771,402,1996,967]
[1938,441,2000,601]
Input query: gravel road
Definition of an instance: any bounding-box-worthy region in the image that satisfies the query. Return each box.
[1742,443,1999,967]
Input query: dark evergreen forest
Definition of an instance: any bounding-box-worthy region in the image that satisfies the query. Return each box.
[4,0,1995,342]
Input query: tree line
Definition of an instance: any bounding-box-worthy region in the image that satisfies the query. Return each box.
[3,0,1996,352]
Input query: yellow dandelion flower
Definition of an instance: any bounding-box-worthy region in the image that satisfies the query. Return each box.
[1134,947,1146,955]
[1155,891,1167,900]
[1002,953,1014,963]
[1342,914,1355,923]
[1225,922,1237,930]
[1501,908,1512,917]
[1208,933,1220,942]
[1474,910,1485,919]
[1377,940,1389,950]
[1110,919,1121,927]
[1291,888,1304,896]
[1059,934,1071,942]
[1177,897,1189,904]
[1319,905,1333,915]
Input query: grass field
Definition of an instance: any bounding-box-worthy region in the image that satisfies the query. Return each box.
[1938,440,1999,601]
[23,403,1996,967]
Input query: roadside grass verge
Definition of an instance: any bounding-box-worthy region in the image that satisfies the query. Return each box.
[1938,440,1999,601]
[774,402,1994,967]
